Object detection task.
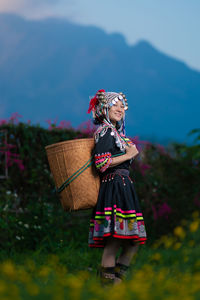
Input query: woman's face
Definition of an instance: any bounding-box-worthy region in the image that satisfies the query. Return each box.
[108,100,125,126]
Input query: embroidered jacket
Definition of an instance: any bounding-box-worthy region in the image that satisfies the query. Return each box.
[93,126,135,173]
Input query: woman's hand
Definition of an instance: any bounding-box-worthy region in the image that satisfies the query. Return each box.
[125,144,139,160]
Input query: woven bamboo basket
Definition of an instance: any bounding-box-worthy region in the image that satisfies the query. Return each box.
[45,138,100,211]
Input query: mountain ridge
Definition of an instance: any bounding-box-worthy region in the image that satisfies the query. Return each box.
[0,13,200,144]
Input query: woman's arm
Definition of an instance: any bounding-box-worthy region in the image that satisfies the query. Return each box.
[109,144,139,168]
[93,129,139,172]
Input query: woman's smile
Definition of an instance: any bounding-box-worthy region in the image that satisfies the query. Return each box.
[108,100,125,125]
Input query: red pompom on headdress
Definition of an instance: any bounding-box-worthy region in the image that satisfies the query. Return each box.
[87,89,105,113]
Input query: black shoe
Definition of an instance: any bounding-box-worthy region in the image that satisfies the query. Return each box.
[115,262,129,280]
[97,266,115,286]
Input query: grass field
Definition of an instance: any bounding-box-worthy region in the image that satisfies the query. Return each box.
[0,211,200,300]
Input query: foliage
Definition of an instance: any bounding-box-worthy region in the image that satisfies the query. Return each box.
[131,130,200,239]
[1,115,200,299]
[0,114,200,251]
[0,114,95,251]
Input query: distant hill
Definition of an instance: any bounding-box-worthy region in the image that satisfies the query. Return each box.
[0,13,200,144]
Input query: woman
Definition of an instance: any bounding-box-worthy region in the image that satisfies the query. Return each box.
[87,89,147,284]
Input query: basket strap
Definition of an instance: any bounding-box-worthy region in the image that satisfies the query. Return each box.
[56,156,93,193]
[54,152,125,194]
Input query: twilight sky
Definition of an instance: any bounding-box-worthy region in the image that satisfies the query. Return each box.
[0,0,200,71]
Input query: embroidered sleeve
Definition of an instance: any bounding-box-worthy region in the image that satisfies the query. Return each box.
[94,152,112,173]
[93,128,113,173]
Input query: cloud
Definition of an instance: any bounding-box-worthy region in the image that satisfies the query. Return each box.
[0,0,73,19]
[0,0,24,12]
[0,0,59,9]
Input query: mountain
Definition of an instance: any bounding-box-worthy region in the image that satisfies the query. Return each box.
[0,13,200,144]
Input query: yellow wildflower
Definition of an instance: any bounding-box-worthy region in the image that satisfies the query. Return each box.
[109,283,126,300]
[0,280,6,293]
[151,253,161,261]
[164,237,174,249]
[38,266,51,277]
[67,275,83,290]
[17,268,31,283]
[2,261,16,279]
[190,220,199,232]
[174,226,185,239]
[173,242,182,250]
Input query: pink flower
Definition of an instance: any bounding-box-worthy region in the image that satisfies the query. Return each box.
[0,142,25,171]
[9,112,22,124]
[45,118,72,131]
[57,120,71,129]
[157,202,172,219]
[156,144,168,156]
[77,120,97,137]
[45,117,58,130]
[138,162,152,176]
[152,202,172,221]
[0,119,7,125]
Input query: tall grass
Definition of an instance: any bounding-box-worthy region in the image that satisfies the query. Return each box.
[0,212,200,299]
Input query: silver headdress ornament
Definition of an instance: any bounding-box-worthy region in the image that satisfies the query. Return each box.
[88,90,128,118]
[95,90,128,111]
[87,89,129,150]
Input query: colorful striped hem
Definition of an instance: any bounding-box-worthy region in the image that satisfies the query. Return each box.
[94,214,144,220]
[89,234,147,247]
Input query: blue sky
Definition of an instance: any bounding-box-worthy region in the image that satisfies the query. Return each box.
[0,0,200,71]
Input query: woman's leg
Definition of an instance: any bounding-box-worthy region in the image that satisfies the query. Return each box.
[101,237,121,267]
[115,241,139,282]
[99,237,121,285]
[117,241,138,266]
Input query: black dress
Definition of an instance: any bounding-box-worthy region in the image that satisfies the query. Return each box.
[88,127,147,248]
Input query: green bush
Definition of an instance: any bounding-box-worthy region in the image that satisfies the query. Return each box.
[0,117,200,252]
[132,129,200,239]
[0,119,92,251]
